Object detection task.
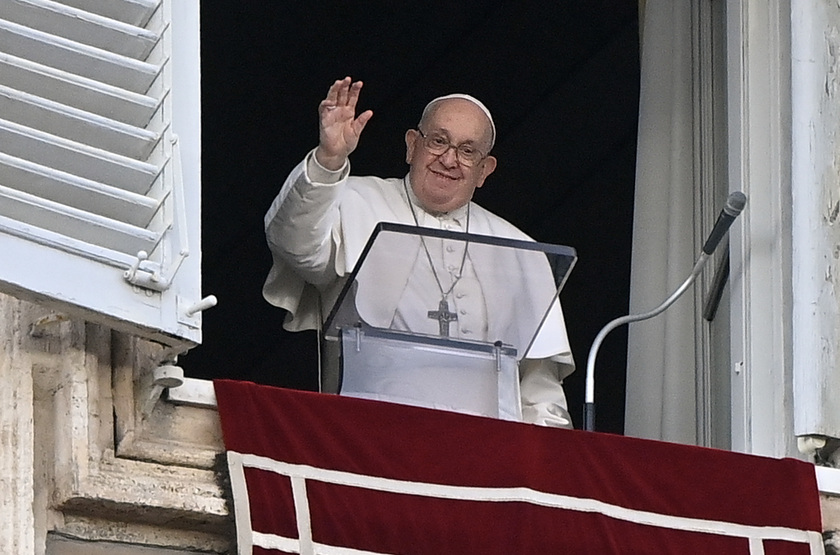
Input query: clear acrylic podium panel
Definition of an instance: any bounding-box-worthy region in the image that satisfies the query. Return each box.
[339,326,522,420]
[323,222,577,419]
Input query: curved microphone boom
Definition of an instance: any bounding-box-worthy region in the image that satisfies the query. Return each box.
[582,191,747,432]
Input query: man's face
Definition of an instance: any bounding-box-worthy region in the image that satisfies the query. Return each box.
[405,99,497,214]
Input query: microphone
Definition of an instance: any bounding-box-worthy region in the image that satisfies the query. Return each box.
[702,192,747,255]
[583,191,747,432]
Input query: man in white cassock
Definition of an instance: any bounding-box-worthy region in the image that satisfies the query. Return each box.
[263,77,576,427]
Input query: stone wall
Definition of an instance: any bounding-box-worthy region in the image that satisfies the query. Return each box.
[0,295,229,555]
[825,496,840,554]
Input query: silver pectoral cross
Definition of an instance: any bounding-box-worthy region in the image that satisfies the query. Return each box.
[428,298,458,337]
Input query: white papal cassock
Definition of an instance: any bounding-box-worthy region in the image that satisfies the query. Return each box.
[263,150,575,427]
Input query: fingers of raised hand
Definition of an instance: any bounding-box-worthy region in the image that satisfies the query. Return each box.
[318,78,371,159]
[323,77,363,110]
[346,80,363,108]
[353,109,374,135]
[324,77,348,106]
[335,78,350,106]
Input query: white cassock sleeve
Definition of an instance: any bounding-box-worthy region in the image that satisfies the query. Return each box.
[264,150,347,284]
[519,358,573,428]
[263,150,352,330]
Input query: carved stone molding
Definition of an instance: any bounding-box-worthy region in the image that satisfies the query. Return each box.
[0,293,233,553]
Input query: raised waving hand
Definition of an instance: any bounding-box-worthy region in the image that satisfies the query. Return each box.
[314,77,374,171]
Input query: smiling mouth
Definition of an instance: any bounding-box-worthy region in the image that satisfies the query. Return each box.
[431,169,459,181]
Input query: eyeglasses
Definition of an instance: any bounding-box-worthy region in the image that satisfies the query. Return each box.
[416,129,488,167]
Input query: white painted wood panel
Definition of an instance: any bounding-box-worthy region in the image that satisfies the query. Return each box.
[0,53,160,125]
[0,0,160,60]
[0,0,204,347]
[0,18,161,93]
[58,0,159,27]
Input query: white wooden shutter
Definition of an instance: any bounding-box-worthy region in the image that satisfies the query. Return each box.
[0,0,206,347]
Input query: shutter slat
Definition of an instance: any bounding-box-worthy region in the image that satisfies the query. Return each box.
[0,0,160,60]
[58,0,160,28]
[0,152,160,227]
[0,184,160,255]
[0,18,160,93]
[0,53,160,127]
[0,119,160,195]
[0,213,135,268]
[0,84,161,159]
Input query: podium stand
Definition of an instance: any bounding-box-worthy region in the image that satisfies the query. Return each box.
[322,222,577,420]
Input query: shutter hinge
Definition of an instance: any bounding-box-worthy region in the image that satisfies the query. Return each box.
[124,248,188,292]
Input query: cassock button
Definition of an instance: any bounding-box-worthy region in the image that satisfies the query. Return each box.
[456,292,465,299]
[446,245,455,253]
[459,309,467,315]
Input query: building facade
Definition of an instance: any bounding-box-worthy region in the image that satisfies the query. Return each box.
[1,0,839,553]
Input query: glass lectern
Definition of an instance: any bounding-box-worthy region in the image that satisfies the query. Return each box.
[322,222,577,421]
